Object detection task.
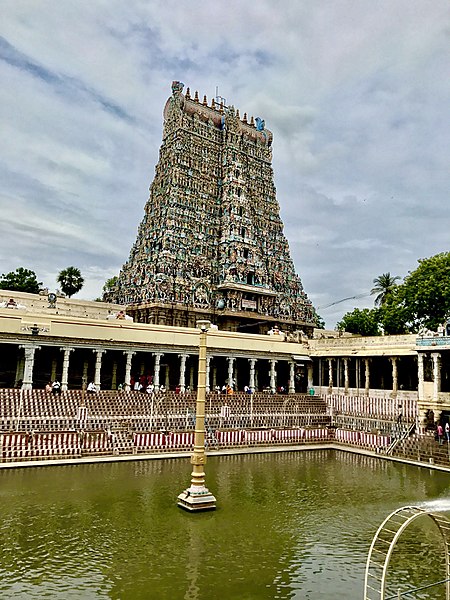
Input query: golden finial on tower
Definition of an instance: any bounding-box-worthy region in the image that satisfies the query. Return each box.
[194,91,199,102]
[236,109,240,119]
[250,116,255,127]
[203,95,208,106]
[210,98,215,109]
[243,112,248,124]
[185,87,191,99]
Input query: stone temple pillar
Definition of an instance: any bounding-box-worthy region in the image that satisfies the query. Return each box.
[179,354,188,392]
[20,345,39,390]
[432,352,441,400]
[227,357,235,388]
[390,357,398,396]
[364,358,370,396]
[123,350,135,391]
[249,358,257,391]
[289,362,295,394]
[343,358,349,394]
[111,360,118,390]
[205,356,211,393]
[417,353,425,401]
[328,358,333,392]
[153,352,163,392]
[60,347,74,391]
[93,349,105,390]
[307,362,314,392]
[269,360,277,394]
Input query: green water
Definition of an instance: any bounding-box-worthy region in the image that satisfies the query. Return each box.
[0,450,450,599]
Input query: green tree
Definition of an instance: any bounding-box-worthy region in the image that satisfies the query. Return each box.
[336,308,381,336]
[378,288,409,335]
[102,276,118,294]
[57,267,84,298]
[371,272,401,306]
[397,252,450,332]
[0,267,42,294]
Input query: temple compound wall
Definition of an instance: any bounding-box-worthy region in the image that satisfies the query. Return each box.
[106,82,316,336]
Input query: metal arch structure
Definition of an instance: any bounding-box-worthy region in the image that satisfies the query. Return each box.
[364,505,450,600]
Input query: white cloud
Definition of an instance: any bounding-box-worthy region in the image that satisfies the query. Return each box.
[1,0,449,326]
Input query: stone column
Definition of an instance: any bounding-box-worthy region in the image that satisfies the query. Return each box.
[289,361,295,394]
[93,349,105,390]
[60,347,74,391]
[355,358,360,391]
[342,358,349,394]
[432,352,441,400]
[189,365,195,390]
[318,358,322,388]
[179,354,188,392]
[390,357,398,396]
[111,360,118,390]
[165,365,170,389]
[205,356,211,393]
[227,357,235,387]
[20,345,39,390]
[82,361,89,391]
[307,362,314,391]
[50,358,58,382]
[153,352,163,392]
[249,358,257,391]
[364,358,370,396]
[123,350,135,391]
[417,353,424,401]
[269,360,277,394]
[328,358,333,392]
[15,354,25,388]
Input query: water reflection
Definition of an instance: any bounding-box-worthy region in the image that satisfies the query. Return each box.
[0,451,449,598]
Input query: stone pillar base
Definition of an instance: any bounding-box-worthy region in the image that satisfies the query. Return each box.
[177,486,216,512]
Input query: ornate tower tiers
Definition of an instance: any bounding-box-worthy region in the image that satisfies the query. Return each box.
[109,82,316,335]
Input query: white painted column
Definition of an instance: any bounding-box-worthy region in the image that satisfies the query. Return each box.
[390,357,398,396]
[432,352,441,400]
[269,360,277,394]
[364,358,370,396]
[307,362,314,391]
[249,358,257,391]
[179,354,188,392]
[153,352,163,392]
[60,347,74,391]
[93,349,105,390]
[289,361,295,394]
[205,356,211,393]
[20,345,39,390]
[328,358,333,392]
[123,350,135,391]
[417,353,424,401]
[227,357,235,387]
[343,358,349,394]
[212,365,217,390]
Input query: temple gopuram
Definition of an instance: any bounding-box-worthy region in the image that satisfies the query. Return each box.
[107,82,316,336]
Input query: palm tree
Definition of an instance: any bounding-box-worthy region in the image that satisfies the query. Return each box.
[57,266,84,298]
[371,272,400,306]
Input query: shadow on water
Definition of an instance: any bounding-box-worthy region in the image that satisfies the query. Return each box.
[0,450,450,599]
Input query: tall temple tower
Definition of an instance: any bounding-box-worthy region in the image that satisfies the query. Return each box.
[109,82,316,335]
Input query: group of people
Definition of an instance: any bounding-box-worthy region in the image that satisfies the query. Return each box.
[45,380,62,395]
[436,422,450,445]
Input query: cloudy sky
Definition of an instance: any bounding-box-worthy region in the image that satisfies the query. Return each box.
[1,1,449,327]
